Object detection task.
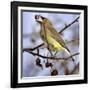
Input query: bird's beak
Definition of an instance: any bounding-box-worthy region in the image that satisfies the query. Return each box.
[35,15,43,23]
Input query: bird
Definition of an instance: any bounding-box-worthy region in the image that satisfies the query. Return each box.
[35,15,74,61]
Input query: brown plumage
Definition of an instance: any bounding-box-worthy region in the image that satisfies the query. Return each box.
[35,15,74,61]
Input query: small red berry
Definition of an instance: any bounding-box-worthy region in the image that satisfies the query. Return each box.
[51,69,58,76]
[45,62,53,68]
[36,58,41,64]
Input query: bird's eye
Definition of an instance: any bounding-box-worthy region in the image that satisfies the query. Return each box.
[35,15,39,19]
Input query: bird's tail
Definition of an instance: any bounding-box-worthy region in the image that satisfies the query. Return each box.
[64,48,75,62]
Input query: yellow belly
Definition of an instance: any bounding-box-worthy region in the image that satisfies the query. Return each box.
[47,35,64,51]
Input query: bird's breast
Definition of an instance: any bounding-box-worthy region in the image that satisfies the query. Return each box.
[40,29,45,40]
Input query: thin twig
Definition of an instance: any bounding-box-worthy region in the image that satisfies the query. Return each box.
[24,50,79,60]
[66,39,79,44]
[59,16,80,34]
[65,53,79,60]
[69,63,79,74]
[23,43,44,52]
[37,48,39,54]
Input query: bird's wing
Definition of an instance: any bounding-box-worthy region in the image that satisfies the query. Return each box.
[45,24,75,61]
[46,25,70,52]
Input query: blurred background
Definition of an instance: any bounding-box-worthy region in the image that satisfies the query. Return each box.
[22,11,80,77]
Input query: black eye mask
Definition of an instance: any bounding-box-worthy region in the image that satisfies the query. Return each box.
[35,15,39,19]
[35,15,46,20]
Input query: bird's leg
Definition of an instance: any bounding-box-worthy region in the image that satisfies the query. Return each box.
[54,51,58,56]
[47,47,53,57]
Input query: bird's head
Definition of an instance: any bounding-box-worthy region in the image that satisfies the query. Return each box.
[35,15,52,25]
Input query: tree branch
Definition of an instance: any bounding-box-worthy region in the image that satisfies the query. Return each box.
[66,39,79,44]
[59,16,80,34]
[23,43,44,52]
[65,53,79,60]
[24,50,79,61]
